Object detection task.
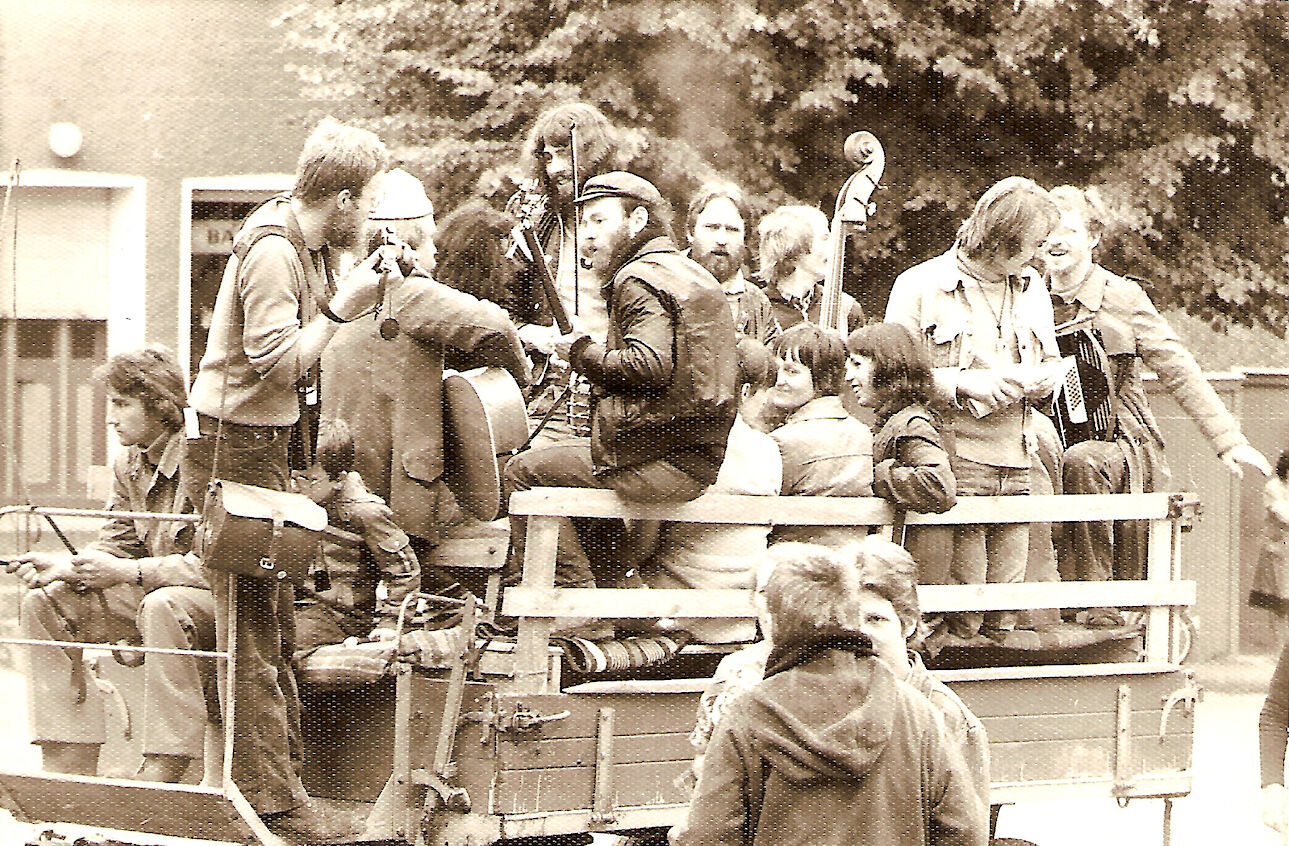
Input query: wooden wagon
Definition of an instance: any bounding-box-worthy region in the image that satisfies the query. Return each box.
[0,489,1200,845]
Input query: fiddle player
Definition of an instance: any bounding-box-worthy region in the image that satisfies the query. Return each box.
[1043,185,1269,627]
[503,172,738,608]
[507,101,623,445]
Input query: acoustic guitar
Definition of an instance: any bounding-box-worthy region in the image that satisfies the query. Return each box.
[442,366,531,522]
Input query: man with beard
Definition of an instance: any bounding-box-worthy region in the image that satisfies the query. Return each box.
[183,117,388,843]
[503,172,739,599]
[686,181,774,343]
[508,101,622,445]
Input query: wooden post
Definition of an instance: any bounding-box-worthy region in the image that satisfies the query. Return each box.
[513,515,559,694]
[1144,515,1175,664]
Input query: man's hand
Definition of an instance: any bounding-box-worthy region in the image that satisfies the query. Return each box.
[327,248,386,322]
[553,331,589,363]
[1015,362,1063,401]
[956,370,1026,411]
[518,323,559,356]
[368,626,398,642]
[1263,783,1289,834]
[6,551,75,589]
[69,550,137,591]
[1221,443,1273,479]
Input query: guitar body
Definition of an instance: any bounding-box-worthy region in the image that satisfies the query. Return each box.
[442,367,531,521]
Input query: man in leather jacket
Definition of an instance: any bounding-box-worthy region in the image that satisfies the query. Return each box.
[504,172,739,595]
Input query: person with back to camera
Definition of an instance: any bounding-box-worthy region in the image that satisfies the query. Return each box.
[682,539,989,814]
[764,322,873,548]
[1043,185,1270,628]
[885,177,1064,641]
[1252,450,1289,649]
[674,541,985,846]
[322,169,530,607]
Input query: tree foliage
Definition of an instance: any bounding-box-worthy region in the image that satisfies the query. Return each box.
[279,0,1289,333]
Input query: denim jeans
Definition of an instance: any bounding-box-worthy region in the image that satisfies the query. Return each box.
[948,456,1030,636]
[181,418,307,815]
[503,438,709,587]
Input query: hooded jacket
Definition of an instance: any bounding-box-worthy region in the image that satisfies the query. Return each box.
[675,646,986,846]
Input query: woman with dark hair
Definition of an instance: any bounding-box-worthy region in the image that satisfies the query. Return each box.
[846,322,955,515]
[766,323,873,547]
[434,199,519,309]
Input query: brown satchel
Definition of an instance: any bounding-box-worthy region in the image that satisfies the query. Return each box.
[196,480,327,585]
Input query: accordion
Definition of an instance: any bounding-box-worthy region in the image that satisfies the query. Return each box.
[1051,323,1117,449]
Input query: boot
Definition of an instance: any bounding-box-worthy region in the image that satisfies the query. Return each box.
[136,753,191,783]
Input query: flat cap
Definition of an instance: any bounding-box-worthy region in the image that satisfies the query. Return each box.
[574,171,663,207]
[369,168,434,221]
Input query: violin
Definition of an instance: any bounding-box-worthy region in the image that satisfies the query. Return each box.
[819,131,886,334]
[506,180,573,335]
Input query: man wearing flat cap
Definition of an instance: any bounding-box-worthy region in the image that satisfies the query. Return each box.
[324,168,530,572]
[504,171,739,594]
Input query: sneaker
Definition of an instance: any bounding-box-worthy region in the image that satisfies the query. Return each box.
[262,800,359,844]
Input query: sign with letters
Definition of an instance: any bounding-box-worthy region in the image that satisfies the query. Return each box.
[191,219,241,254]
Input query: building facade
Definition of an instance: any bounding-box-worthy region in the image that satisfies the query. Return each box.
[0,0,313,505]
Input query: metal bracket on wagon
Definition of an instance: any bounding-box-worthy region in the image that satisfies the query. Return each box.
[465,695,571,738]
[1167,492,1202,530]
[1159,673,1201,740]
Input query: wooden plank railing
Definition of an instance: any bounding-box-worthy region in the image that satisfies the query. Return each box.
[505,489,1200,693]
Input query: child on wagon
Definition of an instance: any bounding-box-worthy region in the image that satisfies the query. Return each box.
[846,321,956,516]
[293,418,421,652]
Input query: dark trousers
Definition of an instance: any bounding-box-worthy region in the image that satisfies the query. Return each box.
[503,438,708,587]
[1056,439,1147,582]
[181,418,307,816]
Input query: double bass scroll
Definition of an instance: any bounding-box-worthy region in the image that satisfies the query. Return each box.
[820,131,885,335]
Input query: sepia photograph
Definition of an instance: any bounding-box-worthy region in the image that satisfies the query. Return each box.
[0,1,1286,843]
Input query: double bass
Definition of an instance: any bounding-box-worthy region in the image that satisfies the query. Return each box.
[819,131,886,335]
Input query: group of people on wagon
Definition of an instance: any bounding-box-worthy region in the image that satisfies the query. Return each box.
[2,99,1268,844]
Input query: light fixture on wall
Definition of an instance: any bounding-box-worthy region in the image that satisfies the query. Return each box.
[48,121,83,159]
